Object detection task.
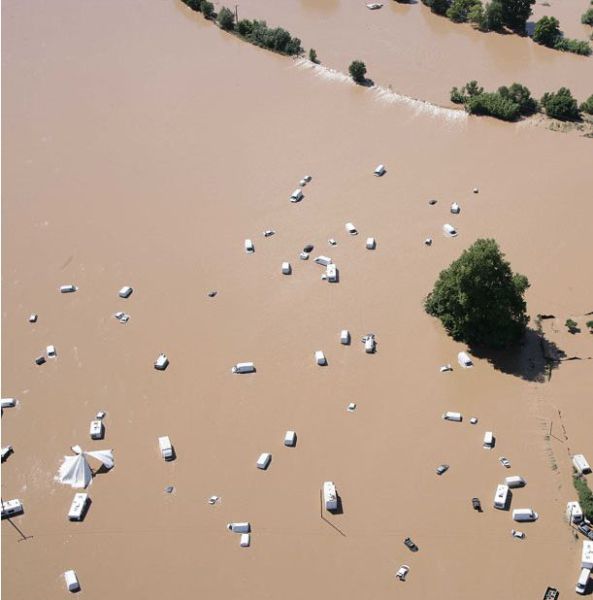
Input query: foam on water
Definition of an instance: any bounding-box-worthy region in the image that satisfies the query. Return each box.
[294,59,467,124]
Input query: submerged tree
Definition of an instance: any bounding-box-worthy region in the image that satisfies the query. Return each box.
[425,239,530,348]
[349,60,367,84]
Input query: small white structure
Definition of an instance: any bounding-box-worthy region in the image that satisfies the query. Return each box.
[347,403,356,412]
[440,364,453,372]
[345,222,358,235]
[1,398,17,409]
[443,224,458,237]
[367,3,383,9]
[231,362,255,374]
[512,508,538,522]
[240,533,251,547]
[29,313,38,323]
[89,420,104,440]
[493,484,510,510]
[314,256,332,267]
[284,431,296,447]
[119,286,133,298]
[154,354,169,370]
[326,264,338,282]
[573,454,592,475]
[328,238,337,246]
[1,499,24,519]
[450,202,461,214]
[299,252,310,261]
[366,237,376,250]
[442,411,462,422]
[158,436,173,461]
[282,262,292,275]
[363,334,376,353]
[227,522,250,533]
[576,567,591,595]
[57,446,114,489]
[244,239,254,254]
[395,565,410,581]
[315,351,327,366]
[567,501,584,524]
[458,352,473,368]
[46,345,57,358]
[68,493,89,521]
[340,330,351,345]
[583,541,593,569]
[64,570,80,593]
[483,431,494,449]
[1,446,13,461]
[374,164,386,176]
[60,284,77,293]
[256,453,271,470]
[323,481,338,510]
[505,476,526,489]
[290,189,304,202]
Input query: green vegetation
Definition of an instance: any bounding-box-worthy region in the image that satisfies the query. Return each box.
[499,0,535,32]
[565,318,579,333]
[349,60,368,84]
[554,37,592,55]
[582,7,593,26]
[201,0,214,18]
[586,320,593,332]
[541,88,580,120]
[447,0,481,22]
[573,475,593,522]
[309,48,319,64]
[425,239,530,348]
[217,6,235,30]
[532,16,592,55]
[450,80,537,120]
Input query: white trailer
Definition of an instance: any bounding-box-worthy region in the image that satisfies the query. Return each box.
[256,453,271,470]
[442,411,462,422]
[505,476,526,489]
[573,454,592,475]
[284,431,296,447]
[89,420,104,440]
[314,256,332,266]
[366,237,376,250]
[323,481,338,510]
[231,362,255,374]
[154,353,169,370]
[1,499,24,519]
[227,522,250,533]
[493,484,510,510]
[282,262,292,275]
[483,431,494,449]
[158,436,174,461]
[345,222,358,235]
[340,330,351,345]
[315,351,327,366]
[60,284,77,293]
[582,541,593,570]
[567,501,584,524]
[118,286,133,298]
[68,493,89,521]
[326,264,337,282]
[512,508,538,522]
[244,239,254,253]
[290,189,304,202]
[64,570,80,593]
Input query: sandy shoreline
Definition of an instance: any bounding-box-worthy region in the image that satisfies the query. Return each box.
[2,1,593,599]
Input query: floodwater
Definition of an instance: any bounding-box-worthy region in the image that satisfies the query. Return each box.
[2,1,593,599]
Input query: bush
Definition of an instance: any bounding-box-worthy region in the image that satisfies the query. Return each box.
[237,19,254,36]
[586,319,593,331]
[582,7,593,25]
[554,37,592,55]
[349,60,367,84]
[497,83,538,115]
[450,86,466,103]
[574,475,593,522]
[425,239,530,348]
[482,0,505,30]
[182,0,202,11]
[217,6,235,30]
[499,0,535,32]
[565,318,578,332]
[429,0,451,15]
[533,16,560,47]
[468,1,485,27]
[309,48,319,63]
[236,20,302,55]
[541,87,580,120]
[447,0,480,22]
[201,0,214,18]
[466,92,521,120]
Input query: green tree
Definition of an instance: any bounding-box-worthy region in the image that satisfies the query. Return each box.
[499,0,535,32]
[217,6,235,30]
[464,80,484,97]
[554,37,592,55]
[430,0,451,14]
[425,239,530,348]
[581,7,593,25]
[466,92,521,120]
[201,0,214,18]
[309,48,319,63]
[586,319,593,332]
[447,0,479,22]
[349,60,367,84]
[565,318,579,333]
[183,0,202,11]
[483,0,505,30]
[532,16,561,47]
[540,87,580,120]
[450,86,467,103]
[574,476,593,522]
[581,95,593,114]
[498,83,538,115]
[468,1,485,27]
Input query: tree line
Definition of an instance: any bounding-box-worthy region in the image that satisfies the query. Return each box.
[451,80,593,121]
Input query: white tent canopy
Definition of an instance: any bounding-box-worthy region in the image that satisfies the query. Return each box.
[57,445,114,489]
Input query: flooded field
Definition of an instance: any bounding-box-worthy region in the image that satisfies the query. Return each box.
[2,1,592,599]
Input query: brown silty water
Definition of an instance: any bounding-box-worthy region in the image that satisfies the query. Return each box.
[2,1,593,599]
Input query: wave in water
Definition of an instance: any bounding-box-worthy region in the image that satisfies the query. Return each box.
[294,59,467,123]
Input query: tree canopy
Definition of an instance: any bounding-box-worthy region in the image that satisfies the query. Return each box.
[533,16,561,47]
[349,60,367,84]
[425,239,530,348]
[540,87,580,120]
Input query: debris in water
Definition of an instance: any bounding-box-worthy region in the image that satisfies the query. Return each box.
[208,495,220,505]
[208,291,218,297]
[164,486,175,494]
[428,199,437,205]
[347,403,357,412]
[303,244,314,253]
[424,238,432,246]
[263,230,275,237]
[29,314,38,323]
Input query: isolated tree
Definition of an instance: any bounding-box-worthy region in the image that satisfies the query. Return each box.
[540,87,580,120]
[309,48,319,63]
[217,7,235,30]
[425,239,530,348]
[497,83,538,115]
[579,94,593,114]
[532,16,561,47]
[349,60,367,84]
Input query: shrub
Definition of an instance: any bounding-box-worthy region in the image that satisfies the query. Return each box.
[447,0,480,22]
[533,16,561,47]
[468,1,485,27]
[430,0,451,15]
[499,0,535,32]
[574,475,593,522]
[349,60,367,84]
[582,7,593,25]
[425,239,530,348]
[466,92,521,120]
[565,318,578,332]
[182,0,202,11]
[482,0,505,30]
[201,0,214,18]
[450,86,466,103]
[236,20,302,55]
[464,80,484,97]
[309,48,319,63]
[586,319,593,331]
[554,37,592,55]
[541,87,580,120]
[497,83,538,115]
[217,6,235,30]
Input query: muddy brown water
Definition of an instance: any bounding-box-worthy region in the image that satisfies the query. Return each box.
[2,1,593,599]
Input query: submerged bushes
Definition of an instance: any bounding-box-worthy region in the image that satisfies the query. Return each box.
[540,87,580,120]
[573,475,593,522]
[533,16,592,55]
